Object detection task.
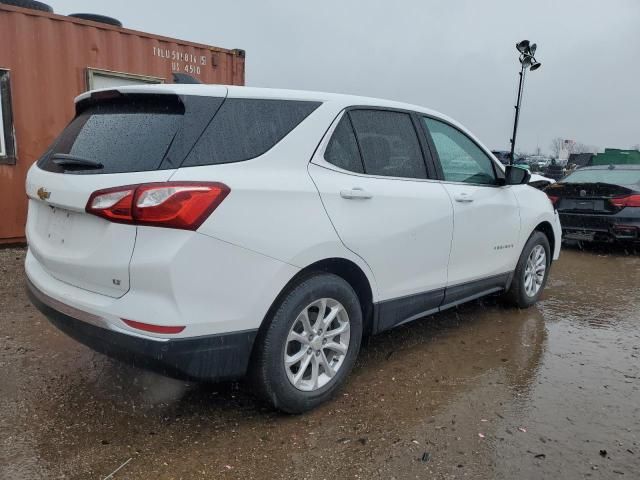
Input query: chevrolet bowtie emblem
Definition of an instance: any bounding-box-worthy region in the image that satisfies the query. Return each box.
[37,187,51,201]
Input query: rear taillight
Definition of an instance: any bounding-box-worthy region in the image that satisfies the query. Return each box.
[547,195,560,207]
[610,194,640,209]
[86,182,230,230]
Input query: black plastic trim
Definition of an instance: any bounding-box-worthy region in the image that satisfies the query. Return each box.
[373,273,511,333]
[441,273,511,307]
[374,288,444,333]
[27,282,258,382]
[344,112,367,173]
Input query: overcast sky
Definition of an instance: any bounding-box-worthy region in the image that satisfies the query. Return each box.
[50,0,640,154]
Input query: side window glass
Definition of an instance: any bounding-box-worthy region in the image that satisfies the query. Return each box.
[324,116,364,173]
[423,117,496,185]
[349,110,427,179]
[183,99,320,166]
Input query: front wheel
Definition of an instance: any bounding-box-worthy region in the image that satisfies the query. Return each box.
[504,231,551,308]
[250,273,362,413]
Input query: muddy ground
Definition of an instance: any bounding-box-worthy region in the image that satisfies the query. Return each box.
[1,245,639,479]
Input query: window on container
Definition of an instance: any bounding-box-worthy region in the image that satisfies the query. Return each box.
[348,109,427,179]
[0,69,17,165]
[183,99,321,167]
[86,68,164,91]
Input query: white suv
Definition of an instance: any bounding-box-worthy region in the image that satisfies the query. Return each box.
[25,85,561,412]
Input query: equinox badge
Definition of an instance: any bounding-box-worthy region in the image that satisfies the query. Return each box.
[37,187,51,201]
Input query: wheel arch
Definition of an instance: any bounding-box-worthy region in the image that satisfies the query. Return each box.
[257,257,376,340]
[533,221,556,261]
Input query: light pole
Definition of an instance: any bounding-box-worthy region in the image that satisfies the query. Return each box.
[509,40,541,165]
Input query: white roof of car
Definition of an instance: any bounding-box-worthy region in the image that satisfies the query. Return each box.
[74,84,496,164]
[75,83,457,125]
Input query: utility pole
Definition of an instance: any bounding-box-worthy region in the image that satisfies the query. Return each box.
[509,40,541,165]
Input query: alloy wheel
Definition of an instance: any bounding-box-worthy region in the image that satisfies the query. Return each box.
[284,298,351,392]
[524,244,546,297]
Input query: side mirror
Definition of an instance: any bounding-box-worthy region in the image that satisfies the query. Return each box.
[505,165,531,185]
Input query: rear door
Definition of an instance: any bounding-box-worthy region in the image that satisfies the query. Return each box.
[309,108,453,324]
[419,116,521,289]
[26,89,226,297]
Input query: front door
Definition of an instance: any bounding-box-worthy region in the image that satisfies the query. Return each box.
[420,116,521,290]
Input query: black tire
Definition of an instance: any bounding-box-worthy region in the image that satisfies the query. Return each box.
[69,13,123,27]
[250,273,362,414]
[504,231,551,308]
[0,0,53,12]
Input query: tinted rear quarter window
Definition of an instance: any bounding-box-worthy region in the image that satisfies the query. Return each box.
[183,99,320,167]
[348,109,427,179]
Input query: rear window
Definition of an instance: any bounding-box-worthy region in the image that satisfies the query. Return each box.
[182,99,320,167]
[563,169,640,186]
[37,95,319,174]
[38,95,191,174]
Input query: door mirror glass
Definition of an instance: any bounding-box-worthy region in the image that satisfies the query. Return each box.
[504,165,531,185]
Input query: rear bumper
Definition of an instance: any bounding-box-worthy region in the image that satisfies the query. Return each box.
[559,211,640,242]
[27,279,257,381]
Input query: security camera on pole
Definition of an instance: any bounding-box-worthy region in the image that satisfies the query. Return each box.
[509,40,542,165]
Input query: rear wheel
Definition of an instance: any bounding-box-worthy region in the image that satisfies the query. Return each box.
[250,273,362,413]
[504,231,551,308]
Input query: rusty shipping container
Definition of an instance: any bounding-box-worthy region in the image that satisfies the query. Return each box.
[0,3,245,243]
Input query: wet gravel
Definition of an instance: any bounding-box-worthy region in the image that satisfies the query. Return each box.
[1,245,638,479]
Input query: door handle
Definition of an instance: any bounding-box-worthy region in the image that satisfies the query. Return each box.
[340,188,373,200]
[453,192,474,203]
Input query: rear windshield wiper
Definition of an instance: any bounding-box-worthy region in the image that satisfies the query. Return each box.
[52,153,104,170]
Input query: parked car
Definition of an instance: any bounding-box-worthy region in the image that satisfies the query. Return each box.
[527,156,551,170]
[545,165,640,243]
[25,85,561,412]
[528,173,556,190]
[491,150,512,165]
[514,158,531,170]
[544,163,566,181]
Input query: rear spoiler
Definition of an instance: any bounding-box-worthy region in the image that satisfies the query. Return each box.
[74,90,185,115]
[74,84,227,104]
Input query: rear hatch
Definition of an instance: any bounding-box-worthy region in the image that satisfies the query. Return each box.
[551,182,632,214]
[26,89,226,297]
[546,167,640,215]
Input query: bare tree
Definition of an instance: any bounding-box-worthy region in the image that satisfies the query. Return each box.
[550,138,598,157]
[572,143,594,154]
[550,137,564,158]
